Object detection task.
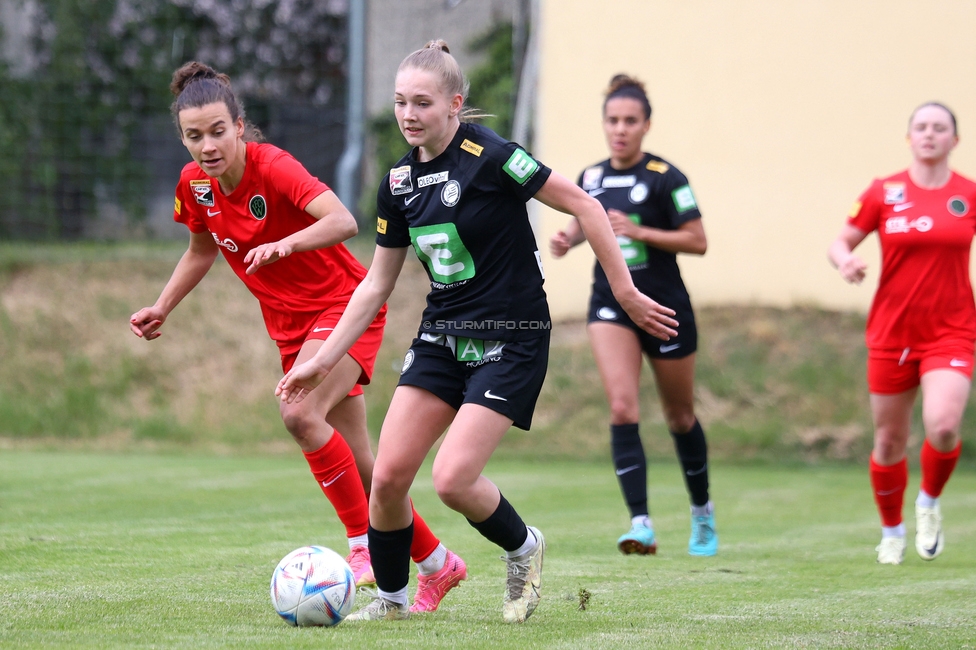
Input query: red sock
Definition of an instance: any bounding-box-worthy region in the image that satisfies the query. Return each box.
[920,439,961,498]
[364,491,441,563]
[303,433,369,538]
[869,455,907,527]
[410,501,440,563]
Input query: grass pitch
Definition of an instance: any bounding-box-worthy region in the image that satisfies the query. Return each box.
[2,452,975,648]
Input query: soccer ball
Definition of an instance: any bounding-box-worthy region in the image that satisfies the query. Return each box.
[270,545,356,626]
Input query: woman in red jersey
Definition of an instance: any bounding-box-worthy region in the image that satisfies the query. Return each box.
[129,62,465,612]
[828,102,976,565]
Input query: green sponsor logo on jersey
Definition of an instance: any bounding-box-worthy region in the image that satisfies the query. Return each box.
[409,223,476,284]
[503,148,539,185]
[618,214,648,266]
[672,184,697,212]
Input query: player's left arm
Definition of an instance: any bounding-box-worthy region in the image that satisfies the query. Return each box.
[608,209,706,255]
[535,171,678,340]
[243,190,357,275]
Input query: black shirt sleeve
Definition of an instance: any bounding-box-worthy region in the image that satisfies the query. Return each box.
[375,174,412,248]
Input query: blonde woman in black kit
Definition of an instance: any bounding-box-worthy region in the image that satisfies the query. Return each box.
[278,45,678,622]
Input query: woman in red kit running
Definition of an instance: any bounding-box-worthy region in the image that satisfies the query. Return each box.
[828,102,976,565]
[129,62,465,612]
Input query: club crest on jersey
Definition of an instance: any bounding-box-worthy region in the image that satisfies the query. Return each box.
[390,165,413,195]
[249,195,267,220]
[441,180,461,207]
[629,182,649,204]
[883,182,905,204]
[190,179,214,207]
[948,196,969,217]
[582,166,603,190]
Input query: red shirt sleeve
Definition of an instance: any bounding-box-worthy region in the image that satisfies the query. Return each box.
[266,150,331,211]
[173,167,209,234]
[847,179,882,234]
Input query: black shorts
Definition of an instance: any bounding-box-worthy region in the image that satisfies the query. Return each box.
[587,290,697,359]
[398,333,550,430]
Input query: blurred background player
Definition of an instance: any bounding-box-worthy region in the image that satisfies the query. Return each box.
[550,74,715,557]
[828,102,976,565]
[277,42,678,622]
[129,62,465,611]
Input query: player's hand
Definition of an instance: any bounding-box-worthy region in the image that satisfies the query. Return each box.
[244,241,295,275]
[838,254,867,285]
[276,358,330,404]
[549,231,573,258]
[607,209,637,239]
[618,291,678,341]
[129,306,166,340]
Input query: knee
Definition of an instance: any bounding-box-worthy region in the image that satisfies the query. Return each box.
[925,417,961,449]
[662,407,696,434]
[280,404,319,445]
[872,430,906,463]
[608,396,639,424]
[370,464,410,504]
[431,466,471,512]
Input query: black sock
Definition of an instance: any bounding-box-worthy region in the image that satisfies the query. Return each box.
[367,523,413,594]
[611,423,648,517]
[671,419,710,507]
[467,493,528,553]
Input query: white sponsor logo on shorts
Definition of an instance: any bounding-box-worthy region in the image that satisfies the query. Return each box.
[950,359,969,368]
[484,390,507,401]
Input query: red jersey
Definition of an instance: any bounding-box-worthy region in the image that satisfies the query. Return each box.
[173,142,366,345]
[848,170,976,355]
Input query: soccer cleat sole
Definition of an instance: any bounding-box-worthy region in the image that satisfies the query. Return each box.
[618,538,657,555]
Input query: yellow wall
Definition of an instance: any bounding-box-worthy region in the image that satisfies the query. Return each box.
[535,0,976,319]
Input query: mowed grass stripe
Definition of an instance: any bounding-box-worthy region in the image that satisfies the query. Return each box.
[1,452,974,648]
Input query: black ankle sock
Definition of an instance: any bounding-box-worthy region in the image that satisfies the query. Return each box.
[367,523,413,593]
[612,423,648,517]
[466,493,528,552]
[671,419,710,507]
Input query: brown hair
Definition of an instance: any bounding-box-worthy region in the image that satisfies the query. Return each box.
[909,102,958,136]
[169,61,264,142]
[604,74,652,121]
[397,40,490,122]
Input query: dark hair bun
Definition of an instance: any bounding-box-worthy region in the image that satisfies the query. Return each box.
[607,74,646,96]
[170,61,231,97]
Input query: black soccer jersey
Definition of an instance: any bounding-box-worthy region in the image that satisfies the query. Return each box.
[578,152,701,309]
[376,122,553,341]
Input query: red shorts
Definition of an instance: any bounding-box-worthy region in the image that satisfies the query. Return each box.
[867,342,975,394]
[278,303,388,398]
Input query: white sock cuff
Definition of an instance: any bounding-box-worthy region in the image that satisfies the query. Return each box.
[377,586,408,605]
[916,490,938,508]
[348,535,368,551]
[416,543,447,575]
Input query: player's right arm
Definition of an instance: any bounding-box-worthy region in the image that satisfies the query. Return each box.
[129,230,219,340]
[828,224,869,285]
[549,217,586,258]
[276,245,409,403]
